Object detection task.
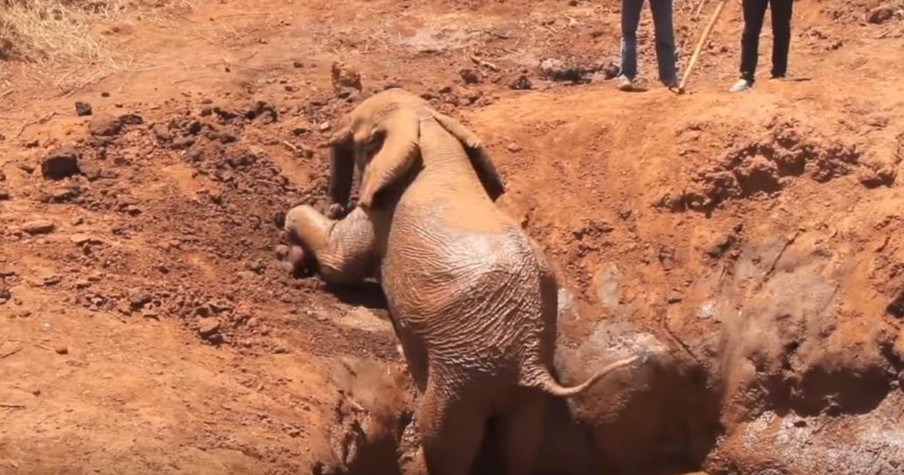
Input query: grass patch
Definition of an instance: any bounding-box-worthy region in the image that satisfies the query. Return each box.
[0,0,193,93]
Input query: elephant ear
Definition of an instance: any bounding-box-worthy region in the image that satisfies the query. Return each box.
[357,108,420,210]
[427,108,505,201]
[327,126,355,211]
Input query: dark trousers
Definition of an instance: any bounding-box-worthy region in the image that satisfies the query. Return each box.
[740,0,793,83]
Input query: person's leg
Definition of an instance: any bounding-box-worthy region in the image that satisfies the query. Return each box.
[618,0,644,89]
[769,0,793,78]
[649,0,678,86]
[732,0,769,91]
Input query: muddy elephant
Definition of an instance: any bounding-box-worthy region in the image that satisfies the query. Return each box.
[283,88,645,475]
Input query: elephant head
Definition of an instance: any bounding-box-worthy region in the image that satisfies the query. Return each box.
[326,88,505,212]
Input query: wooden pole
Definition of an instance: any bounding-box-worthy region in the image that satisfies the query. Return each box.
[674,0,729,94]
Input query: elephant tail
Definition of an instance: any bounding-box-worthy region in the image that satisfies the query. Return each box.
[528,353,646,398]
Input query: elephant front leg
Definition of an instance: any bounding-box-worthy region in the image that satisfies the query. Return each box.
[283,205,378,287]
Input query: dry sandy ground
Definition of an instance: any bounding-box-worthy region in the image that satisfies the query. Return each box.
[1,0,903,474]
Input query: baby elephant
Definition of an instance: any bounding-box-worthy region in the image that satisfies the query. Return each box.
[284,88,644,475]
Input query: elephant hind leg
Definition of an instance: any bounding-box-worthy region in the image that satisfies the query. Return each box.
[497,390,546,475]
[417,380,489,475]
[284,205,378,286]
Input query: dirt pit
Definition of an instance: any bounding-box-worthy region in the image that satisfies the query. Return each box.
[2,0,904,474]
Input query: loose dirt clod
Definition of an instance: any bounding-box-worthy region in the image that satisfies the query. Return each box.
[88,114,124,136]
[75,102,93,117]
[331,61,362,92]
[198,317,221,338]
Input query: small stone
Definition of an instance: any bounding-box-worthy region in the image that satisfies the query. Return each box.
[867,6,894,24]
[42,275,62,286]
[198,317,221,337]
[54,345,68,355]
[23,220,55,235]
[0,187,9,201]
[667,292,683,304]
[71,216,84,226]
[129,293,153,311]
[292,61,304,68]
[74,101,93,117]
[118,113,144,125]
[318,122,331,132]
[88,113,123,136]
[101,92,110,98]
[41,148,81,180]
[459,68,480,84]
[506,143,522,153]
[330,61,363,92]
[510,75,533,90]
[275,244,290,259]
[70,233,102,245]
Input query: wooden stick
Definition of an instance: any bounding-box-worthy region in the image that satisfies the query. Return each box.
[675,0,729,94]
[0,403,26,409]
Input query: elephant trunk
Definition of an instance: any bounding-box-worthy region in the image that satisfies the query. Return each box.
[527,354,644,398]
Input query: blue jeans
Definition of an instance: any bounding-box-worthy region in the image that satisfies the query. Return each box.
[619,0,678,84]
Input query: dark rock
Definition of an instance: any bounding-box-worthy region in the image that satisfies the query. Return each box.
[459,68,480,84]
[511,75,533,90]
[130,293,153,311]
[867,6,894,24]
[888,288,904,318]
[244,101,278,123]
[75,101,93,117]
[41,148,81,180]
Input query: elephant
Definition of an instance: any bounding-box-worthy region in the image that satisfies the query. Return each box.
[283,87,645,475]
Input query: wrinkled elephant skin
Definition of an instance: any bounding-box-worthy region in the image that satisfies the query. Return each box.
[283,88,645,475]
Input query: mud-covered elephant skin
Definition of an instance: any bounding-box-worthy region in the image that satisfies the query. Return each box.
[283,88,645,475]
